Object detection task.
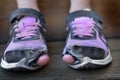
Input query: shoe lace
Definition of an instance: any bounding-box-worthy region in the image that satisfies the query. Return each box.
[14,21,43,39]
[70,17,95,37]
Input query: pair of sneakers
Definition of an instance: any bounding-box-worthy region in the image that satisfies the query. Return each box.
[0,8,112,71]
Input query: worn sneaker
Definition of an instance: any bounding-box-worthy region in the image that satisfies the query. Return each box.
[62,9,112,70]
[0,8,48,71]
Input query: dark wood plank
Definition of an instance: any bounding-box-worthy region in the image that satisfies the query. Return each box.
[91,0,120,38]
[0,0,17,43]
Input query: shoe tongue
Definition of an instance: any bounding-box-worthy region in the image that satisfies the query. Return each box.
[19,16,36,27]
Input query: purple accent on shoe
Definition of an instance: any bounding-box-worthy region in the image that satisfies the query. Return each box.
[71,17,95,37]
[63,17,108,55]
[4,39,47,54]
[14,16,42,39]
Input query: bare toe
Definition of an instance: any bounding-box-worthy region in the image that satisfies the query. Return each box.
[36,54,50,66]
[62,54,74,64]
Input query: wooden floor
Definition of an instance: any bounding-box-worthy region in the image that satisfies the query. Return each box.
[0,39,120,80]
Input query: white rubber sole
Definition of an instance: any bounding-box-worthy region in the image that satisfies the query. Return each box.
[0,58,41,71]
[68,50,112,69]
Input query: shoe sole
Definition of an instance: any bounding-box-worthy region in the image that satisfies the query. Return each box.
[0,58,41,71]
[68,50,112,70]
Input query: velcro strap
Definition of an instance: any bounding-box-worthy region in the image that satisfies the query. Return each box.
[10,8,46,30]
